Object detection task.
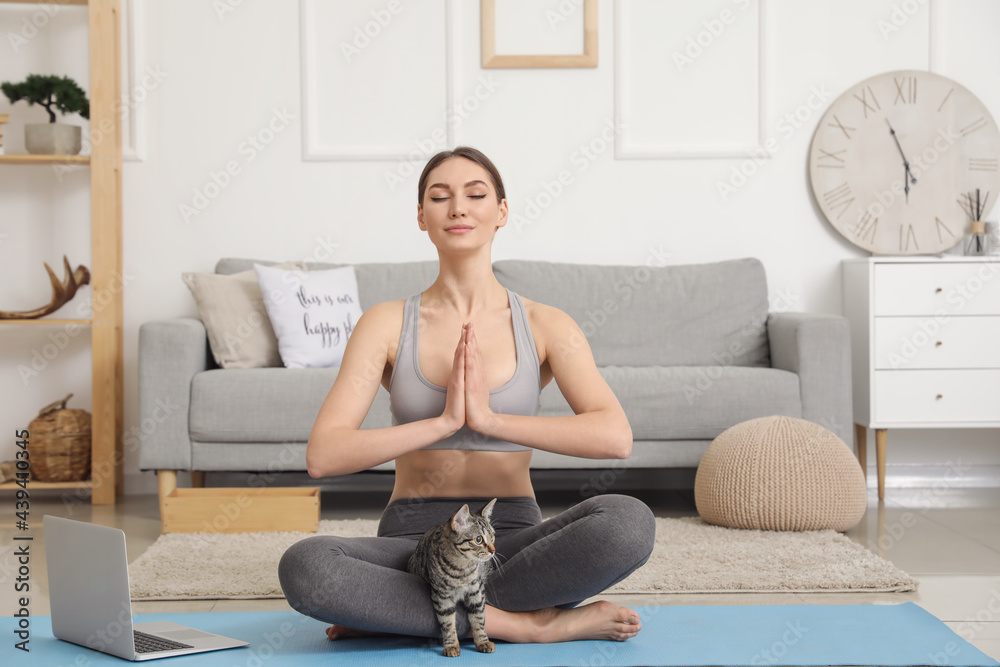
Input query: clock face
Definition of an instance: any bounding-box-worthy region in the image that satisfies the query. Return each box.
[809,70,1000,255]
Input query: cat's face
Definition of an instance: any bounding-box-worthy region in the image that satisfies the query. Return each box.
[448,499,497,562]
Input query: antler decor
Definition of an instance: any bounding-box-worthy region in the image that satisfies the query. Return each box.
[0,255,90,319]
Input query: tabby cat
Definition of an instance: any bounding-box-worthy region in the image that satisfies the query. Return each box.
[406,498,498,657]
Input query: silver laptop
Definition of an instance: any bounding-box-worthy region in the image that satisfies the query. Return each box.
[43,515,249,661]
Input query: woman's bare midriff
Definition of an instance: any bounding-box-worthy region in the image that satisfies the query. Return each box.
[388,449,534,503]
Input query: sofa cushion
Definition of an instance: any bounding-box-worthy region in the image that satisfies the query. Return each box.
[190,368,337,443]
[540,366,802,441]
[187,439,710,472]
[218,257,771,368]
[492,257,771,368]
[190,364,800,447]
[190,368,399,443]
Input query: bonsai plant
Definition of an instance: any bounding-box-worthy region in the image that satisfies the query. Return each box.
[0,74,90,155]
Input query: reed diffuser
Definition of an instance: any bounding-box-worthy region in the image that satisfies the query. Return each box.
[960,188,990,256]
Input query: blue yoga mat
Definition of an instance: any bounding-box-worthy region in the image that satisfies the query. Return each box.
[1,603,996,666]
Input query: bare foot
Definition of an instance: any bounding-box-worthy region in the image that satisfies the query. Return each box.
[485,600,642,644]
[532,600,641,643]
[325,625,393,640]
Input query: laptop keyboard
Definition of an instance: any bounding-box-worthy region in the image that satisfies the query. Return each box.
[134,630,195,653]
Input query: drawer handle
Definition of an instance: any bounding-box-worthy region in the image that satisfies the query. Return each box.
[935,341,943,347]
[935,287,943,293]
[936,394,943,400]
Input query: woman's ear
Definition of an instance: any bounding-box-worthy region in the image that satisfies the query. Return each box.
[495,199,508,231]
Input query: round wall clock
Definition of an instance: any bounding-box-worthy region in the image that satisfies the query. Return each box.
[808,69,1000,255]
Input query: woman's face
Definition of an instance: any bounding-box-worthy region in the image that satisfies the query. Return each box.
[418,157,508,246]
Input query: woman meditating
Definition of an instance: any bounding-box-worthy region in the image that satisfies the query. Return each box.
[278,146,656,645]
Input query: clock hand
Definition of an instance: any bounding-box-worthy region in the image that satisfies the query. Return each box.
[886,119,918,192]
[904,163,917,202]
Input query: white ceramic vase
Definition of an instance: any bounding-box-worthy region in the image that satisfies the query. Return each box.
[25,122,82,155]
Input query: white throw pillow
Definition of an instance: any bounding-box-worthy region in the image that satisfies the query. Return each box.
[254,263,364,369]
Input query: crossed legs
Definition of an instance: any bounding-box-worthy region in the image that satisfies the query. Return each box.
[277,494,656,643]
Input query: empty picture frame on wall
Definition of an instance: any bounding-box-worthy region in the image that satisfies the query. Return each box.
[481,0,598,68]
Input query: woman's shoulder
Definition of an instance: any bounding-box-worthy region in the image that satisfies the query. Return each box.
[512,293,582,365]
[353,298,411,345]
[361,297,409,328]
[514,293,575,331]
[356,299,410,370]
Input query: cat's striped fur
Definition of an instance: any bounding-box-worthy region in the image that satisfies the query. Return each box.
[407,498,498,657]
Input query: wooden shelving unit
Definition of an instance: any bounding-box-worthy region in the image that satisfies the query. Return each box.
[0,154,90,164]
[0,0,123,503]
[0,318,92,326]
[0,480,94,491]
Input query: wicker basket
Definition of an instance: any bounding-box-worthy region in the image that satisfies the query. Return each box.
[27,393,91,482]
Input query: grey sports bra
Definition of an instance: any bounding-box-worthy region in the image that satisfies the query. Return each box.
[388,288,541,451]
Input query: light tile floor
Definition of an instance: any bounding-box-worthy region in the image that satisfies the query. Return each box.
[1,486,998,662]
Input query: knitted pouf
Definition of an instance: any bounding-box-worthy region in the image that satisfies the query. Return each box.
[694,415,867,532]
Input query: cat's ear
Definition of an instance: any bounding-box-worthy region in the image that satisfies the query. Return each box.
[451,504,472,532]
[480,498,497,521]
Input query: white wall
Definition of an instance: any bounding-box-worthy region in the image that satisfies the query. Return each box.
[1,0,998,497]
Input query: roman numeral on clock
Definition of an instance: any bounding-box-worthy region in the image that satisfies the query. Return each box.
[822,183,855,219]
[960,117,988,136]
[893,76,916,104]
[854,86,881,118]
[852,211,878,244]
[899,224,919,252]
[937,87,954,112]
[935,217,956,244]
[969,158,998,172]
[816,148,846,168]
[827,115,855,140]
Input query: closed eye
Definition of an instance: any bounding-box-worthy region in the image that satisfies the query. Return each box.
[429,195,488,202]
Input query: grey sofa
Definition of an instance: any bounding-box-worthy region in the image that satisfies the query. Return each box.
[139,256,853,507]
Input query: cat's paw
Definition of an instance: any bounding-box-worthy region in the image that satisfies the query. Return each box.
[443,643,461,657]
[476,640,496,653]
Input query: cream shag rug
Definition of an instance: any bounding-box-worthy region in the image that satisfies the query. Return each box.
[128,516,916,601]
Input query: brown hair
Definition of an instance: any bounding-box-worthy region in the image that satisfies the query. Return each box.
[417,146,506,205]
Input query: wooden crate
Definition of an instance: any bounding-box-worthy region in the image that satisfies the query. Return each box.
[162,487,320,534]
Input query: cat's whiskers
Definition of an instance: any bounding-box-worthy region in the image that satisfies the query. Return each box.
[488,551,507,580]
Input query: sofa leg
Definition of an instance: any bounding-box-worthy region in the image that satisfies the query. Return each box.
[191,471,205,488]
[157,470,177,520]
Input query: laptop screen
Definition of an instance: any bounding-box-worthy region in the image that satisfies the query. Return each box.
[44,515,137,660]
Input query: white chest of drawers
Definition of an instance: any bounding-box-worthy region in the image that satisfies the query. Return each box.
[842,256,1000,498]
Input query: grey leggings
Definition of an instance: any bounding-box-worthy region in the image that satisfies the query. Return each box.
[277,493,656,638]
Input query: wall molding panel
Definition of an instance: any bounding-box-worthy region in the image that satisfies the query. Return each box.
[121,0,145,162]
[300,0,459,161]
[614,0,767,159]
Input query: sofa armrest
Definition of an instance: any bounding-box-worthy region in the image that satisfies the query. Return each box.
[767,312,853,447]
[138,318,211,471]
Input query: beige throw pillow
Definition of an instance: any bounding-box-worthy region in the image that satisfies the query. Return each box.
[182,261,306,368]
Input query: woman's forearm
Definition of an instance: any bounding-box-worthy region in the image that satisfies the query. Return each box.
[306,416,456,478]
[479,410,632,460]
